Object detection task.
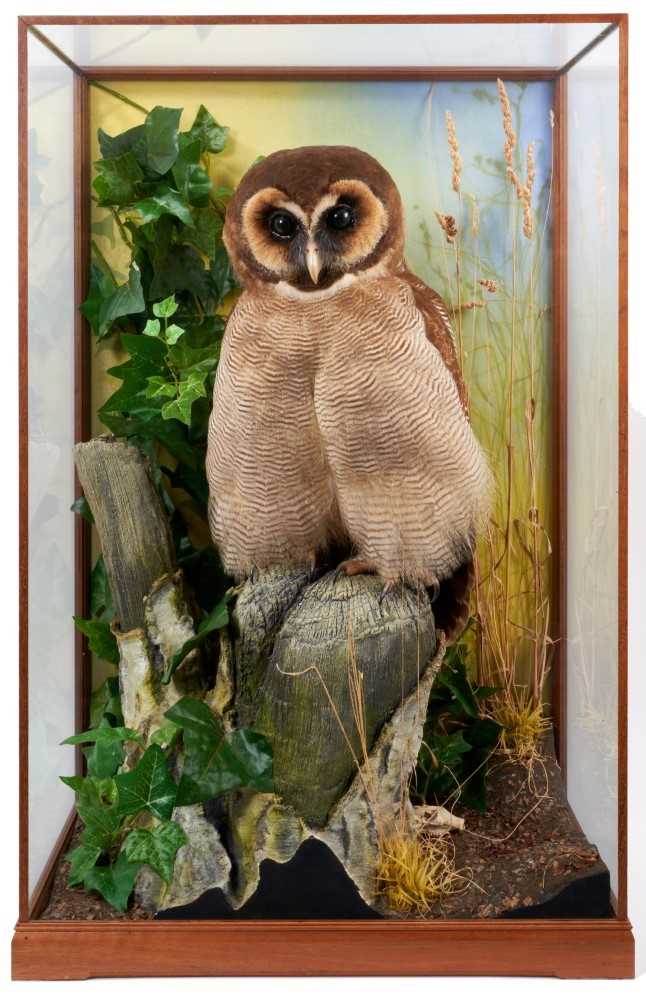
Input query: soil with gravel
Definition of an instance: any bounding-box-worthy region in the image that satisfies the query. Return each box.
[41,738,607,921]
[430,740,608,919]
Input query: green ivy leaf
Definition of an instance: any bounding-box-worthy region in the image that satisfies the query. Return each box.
[134,190,194,228]
[161,372,207,426]
[115,745,177,821]
[60,774,84,793]
[73,616,119,665]
[101,385,162,424]
[150,244,211,301]
[143,318,161,337]
[83,720,125,779]
[439,663,480,718]
[145,375,177,400]
[79,261,117,336]
[165,323,184,345]
[100,409,199,471]
[465,717,502,748]
[162,594,231,683]
[70,496,94,524]
[93,152,144,206]
[145,106,182,175]
[427,731,472,769]
[165,697,273,805]
[90,676,124,728]
[210,241,237,304]
[62,725,140,746]
[66,844,101,887]
[173,138,211,207]
[153,294,178,319]
[98,124,147,166]
[83,851,141,913]
[183,207,223,258]
[168,341,220,376]
[149,719,181,749]
[90,556,114,621]
[90,264,145,342]
[185,105,229,154]
[120,331,169,366]
[124,821,187,883]
[76,778,122,853]
[101,332,168,416]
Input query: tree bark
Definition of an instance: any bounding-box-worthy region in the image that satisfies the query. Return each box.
[74,436,175,631]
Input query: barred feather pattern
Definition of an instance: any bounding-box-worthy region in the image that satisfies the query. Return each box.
[207,274,492,585]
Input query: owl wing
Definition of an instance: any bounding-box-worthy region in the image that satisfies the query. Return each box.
[397,266,468,414]
[397,267,474,640]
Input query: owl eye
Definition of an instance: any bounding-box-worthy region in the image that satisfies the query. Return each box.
[268,209,298,240]
[327,204,355,231]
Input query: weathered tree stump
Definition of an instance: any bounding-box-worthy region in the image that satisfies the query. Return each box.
[74,436,442,914]
[234,569,437,826]
[74,436,175,631]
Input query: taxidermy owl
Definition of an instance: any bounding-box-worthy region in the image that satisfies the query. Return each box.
[206,145,491,637]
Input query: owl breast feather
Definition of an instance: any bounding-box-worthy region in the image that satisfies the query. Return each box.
[206,276,491,584]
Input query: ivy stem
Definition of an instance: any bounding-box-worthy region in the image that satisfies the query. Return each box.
[110,208,134,251]
[89,80,151,116]
[90,239,118,286]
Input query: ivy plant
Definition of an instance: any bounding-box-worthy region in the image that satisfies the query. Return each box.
[414,631,502,813]
[64,104,273,912]
[73,102,239,661]
[60,684,272,912]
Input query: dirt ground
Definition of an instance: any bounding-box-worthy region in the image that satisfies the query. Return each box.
[430,743,605,918]
[41,739,605,921]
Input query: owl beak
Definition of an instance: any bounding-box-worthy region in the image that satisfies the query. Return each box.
[305,242,322,284]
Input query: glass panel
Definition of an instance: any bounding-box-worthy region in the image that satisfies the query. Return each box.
[39,21,610,70]
[22,21,624,924]
[27,32,76,897]
[566,30,619,892]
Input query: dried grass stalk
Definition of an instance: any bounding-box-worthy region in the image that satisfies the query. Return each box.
[445,111,463,193]
[497,77,516,168]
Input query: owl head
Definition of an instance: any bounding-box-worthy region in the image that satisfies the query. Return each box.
[223,145,405,295]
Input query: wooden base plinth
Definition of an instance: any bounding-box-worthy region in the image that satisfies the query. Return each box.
[12,918,635,980]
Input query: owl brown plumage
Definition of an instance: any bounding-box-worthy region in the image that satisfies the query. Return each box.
[206,146,491,638]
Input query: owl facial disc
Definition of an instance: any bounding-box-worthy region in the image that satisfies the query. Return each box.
[224,147,405,294]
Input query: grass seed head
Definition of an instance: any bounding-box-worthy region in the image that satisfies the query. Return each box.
[445,110,463,193]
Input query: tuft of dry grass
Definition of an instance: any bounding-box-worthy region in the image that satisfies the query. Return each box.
[492,693,551,761]
[375,831,466,916]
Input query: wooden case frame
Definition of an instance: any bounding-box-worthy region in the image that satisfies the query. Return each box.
[14,13,633,980]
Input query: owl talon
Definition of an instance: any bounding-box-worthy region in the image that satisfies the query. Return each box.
[337,557,378,578]
[378,579,397,607]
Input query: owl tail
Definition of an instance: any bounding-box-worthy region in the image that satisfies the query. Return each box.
[431,558,474,643]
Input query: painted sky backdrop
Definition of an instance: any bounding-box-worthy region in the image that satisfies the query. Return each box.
[90,78,556,611]
[90,78,554,287]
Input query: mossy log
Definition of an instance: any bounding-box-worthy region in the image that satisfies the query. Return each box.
[74,435,441,913]
[234,569,437,827]
[74,436,175,631]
